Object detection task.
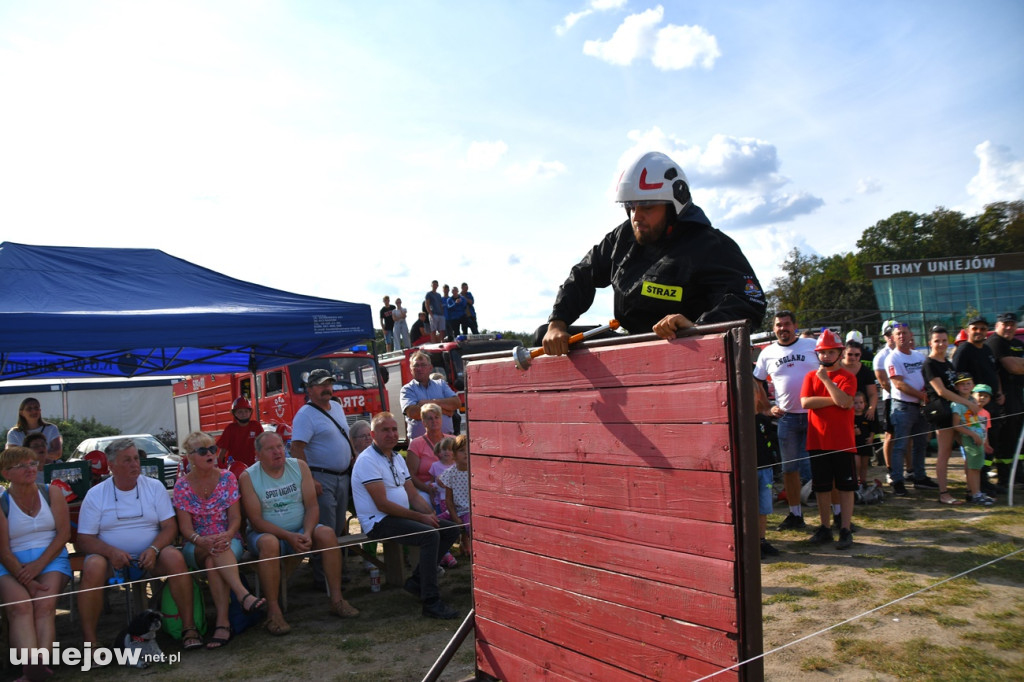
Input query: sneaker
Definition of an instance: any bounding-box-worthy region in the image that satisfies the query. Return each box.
[885,470,893,485]
[832,514,858,532]
[981,481,1006,496]
[892,481,908,497]
[971,493,994,507]
[776,512,807,531]
[440,552,458,569]
[808,525,834,544]
[760,538,780,559]
[436,565,446,579]
[836,528,854,550]
[422,600,460,620]
[913,476,939,489]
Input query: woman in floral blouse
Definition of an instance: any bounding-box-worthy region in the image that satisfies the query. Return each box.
[173,432,265,649]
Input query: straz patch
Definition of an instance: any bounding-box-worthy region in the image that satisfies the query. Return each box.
[640,281,682,301]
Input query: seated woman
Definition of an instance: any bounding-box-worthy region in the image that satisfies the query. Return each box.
[172,432,266,650]
[406,403,451,506]
[0,446,71,682]
[6,398,63,464]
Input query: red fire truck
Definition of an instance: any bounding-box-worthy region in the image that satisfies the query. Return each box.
[172,347,385,448]
[380,334,522,439]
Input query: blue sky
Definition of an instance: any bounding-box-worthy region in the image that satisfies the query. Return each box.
[2,1,1022,334]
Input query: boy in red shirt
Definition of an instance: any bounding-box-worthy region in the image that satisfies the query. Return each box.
[800,329,858,550]
[216,397,264,479]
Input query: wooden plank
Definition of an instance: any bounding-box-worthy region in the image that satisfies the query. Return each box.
[475,579,733,680]
[472,542,738,632]
[468,382,729,425]
[472,489,736,561]
[467,335,728,393]
[476,616,650,682]
[472,455,734,524]
[470,420,733,471]
[475,565,739,669]
[476,642,578,681]
[474,516,735,597]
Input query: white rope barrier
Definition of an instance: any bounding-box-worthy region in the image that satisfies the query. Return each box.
[692,545,1024,681]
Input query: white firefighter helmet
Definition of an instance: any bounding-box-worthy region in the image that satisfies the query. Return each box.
[615,151,692,214]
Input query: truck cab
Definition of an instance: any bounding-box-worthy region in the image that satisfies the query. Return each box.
[380,334,523,439]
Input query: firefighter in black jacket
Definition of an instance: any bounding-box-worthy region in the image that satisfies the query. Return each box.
[541,151,767,355]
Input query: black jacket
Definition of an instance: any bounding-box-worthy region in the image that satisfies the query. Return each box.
[549,206,767,333]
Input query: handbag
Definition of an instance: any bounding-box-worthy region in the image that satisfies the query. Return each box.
[922,396,951,424]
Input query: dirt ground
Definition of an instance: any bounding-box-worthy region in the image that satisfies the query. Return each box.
[12,462,1024,681]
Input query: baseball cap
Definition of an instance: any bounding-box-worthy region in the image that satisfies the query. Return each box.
[973,383,993,395]
[845,330,863,345]
[306,369,334,386]
[967,315,989,327]
[997,312,1018,324]
[954,372,973,384]
[882,320,900,337]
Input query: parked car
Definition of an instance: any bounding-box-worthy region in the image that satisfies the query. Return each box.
[70,434,181,489]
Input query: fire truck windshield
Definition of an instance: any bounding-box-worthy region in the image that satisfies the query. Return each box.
[291,356,379,393]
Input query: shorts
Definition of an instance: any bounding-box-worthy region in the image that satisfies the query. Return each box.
[183,537,244,570]
[962,441,985,470]
[0,546,71,578]
[247,525,325,557]
[878,398,894,434]
[430,314,446,335]
[776,412,811,477]
[757,467,774,516]
[808,449,858,493]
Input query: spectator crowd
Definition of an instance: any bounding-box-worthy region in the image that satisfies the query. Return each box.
[755,310,1023,559]
[379,281,479,351]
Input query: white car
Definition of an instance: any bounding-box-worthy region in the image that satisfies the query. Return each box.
[70,434,181,489]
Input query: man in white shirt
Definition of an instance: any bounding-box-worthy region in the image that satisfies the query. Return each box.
[291,368,354,589]
[351,412,461,619]
[76,438,198,648]
[884,324,939,495]
[753,311,819,531]
[872,321,898,472]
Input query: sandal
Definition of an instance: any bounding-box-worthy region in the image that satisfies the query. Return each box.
[206,625,232,649]
[265,614,291,636]
[181,627,204,651]
[938,491,965,506]
[241,592,267,614]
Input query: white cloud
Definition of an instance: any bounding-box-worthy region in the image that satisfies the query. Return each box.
[556,10,592,36]
[506,159,567,183]
[582,6,663,65]
[581,6,720,70]
[652,24,720,70]
[556,0,627,36]
[508,254,521,265]
[617,127,823,227]
[462,140,509,170]
[857,177,883,194]
[731,226,821,289]
[966,141,1024,206]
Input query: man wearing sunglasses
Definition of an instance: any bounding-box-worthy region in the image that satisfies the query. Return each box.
[76,438,199,648]
[540,151,765,354]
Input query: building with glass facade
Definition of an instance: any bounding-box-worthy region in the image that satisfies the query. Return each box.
[865,252,1024,339]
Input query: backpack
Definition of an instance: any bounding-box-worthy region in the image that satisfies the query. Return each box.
[0,484,50,516]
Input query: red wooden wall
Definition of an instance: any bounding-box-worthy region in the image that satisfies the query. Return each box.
[468,329,761,681]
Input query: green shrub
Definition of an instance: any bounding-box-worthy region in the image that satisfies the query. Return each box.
[53,416,119,459]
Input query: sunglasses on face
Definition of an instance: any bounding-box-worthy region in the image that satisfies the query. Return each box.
[190,446,219,456]
[622,200,669,211]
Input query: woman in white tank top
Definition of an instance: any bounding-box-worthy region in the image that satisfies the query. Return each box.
[0,446,72,682]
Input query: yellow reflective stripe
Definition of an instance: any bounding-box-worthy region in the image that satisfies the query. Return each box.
[640,281,683,301]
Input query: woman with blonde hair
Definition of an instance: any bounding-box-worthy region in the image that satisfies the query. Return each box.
[172,432,265,649]
[0,446,71,681]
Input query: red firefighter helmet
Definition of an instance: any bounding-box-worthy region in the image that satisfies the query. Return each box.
[275,423,292,441]
[815,328,844,352]
[954,329,968,346]
[231,397,253,412]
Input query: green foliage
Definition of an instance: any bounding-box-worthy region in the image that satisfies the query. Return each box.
[767,202,1024,334]
[53,416,119,459]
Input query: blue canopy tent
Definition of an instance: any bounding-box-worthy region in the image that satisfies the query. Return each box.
[0,242,374,380]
